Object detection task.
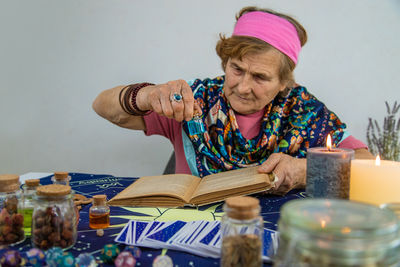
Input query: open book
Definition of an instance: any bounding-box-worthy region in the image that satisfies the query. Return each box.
[108,166,274,207]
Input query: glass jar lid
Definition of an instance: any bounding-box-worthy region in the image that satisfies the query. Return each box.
[93,194,107,206]
[280,199,399,239]
[0,174,20,192]
[25,179,40,187]
[224,196,260,220]
[36,184,71,197]
[53,172,69,181]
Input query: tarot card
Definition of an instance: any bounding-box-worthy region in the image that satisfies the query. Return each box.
[114,220,132,244]
[144,220,187,247]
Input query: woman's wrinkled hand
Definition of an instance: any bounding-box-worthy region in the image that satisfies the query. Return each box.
[136,79,197,122]
[258,153,306,195]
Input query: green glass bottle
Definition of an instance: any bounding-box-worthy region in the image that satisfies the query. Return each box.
[21,179,40,236]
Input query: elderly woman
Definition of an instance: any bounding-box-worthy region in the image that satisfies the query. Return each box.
[93,7,372,195]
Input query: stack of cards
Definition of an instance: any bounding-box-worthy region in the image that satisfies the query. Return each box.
[115,220,278,262]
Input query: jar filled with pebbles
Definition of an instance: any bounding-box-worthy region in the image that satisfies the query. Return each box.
[220,196,263,267]
[31,184,77,250]
[0,174,25,245]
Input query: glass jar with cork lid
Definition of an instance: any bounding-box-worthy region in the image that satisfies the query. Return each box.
[89,194,110,229]
[31,184,77,250]
[274,199,400,267]
[21,179,41,236]
[51,172,71,186]
[0,174,25,245]
[220,196,263,267]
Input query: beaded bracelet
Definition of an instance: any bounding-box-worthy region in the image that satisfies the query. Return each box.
[119,83,154,116]
[119,85,131,114]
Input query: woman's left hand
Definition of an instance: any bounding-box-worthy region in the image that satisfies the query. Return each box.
[258,153,306,195]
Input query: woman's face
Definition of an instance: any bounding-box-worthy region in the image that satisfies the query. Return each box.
[224,49,287,115]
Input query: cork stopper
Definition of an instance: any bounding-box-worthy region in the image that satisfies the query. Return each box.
[225,196,260,220]
[93,194,107,206]
[0,174,20,193]
[36,184,71,197]
[25,179,40,187]
[54,172,69,180]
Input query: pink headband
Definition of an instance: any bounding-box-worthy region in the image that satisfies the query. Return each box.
[233,11,301,64]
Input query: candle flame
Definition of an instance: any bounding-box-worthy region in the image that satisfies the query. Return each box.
[320,219,326,228]
[326,135,332,151]
[375,155,381,166]
[341,227,351,234]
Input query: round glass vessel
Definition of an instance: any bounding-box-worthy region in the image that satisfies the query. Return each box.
[220,196,263,267]
[0,174,25,245]
[274,199,400,267]
[381,203,400,220]
[31,184,77,250]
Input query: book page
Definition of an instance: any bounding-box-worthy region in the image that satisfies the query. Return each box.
[190,166,272,204]
[109,174,201,204]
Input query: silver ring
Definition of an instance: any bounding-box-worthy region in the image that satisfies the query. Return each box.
[170,93,183,103]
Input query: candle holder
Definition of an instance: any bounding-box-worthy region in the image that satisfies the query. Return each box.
[306,147,354,199]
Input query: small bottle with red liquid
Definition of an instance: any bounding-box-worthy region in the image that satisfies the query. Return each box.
[89,195,110,229]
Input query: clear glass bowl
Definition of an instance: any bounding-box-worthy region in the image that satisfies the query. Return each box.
[274,199,400,267]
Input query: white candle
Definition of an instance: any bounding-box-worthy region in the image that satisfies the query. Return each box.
[350,158,400,205]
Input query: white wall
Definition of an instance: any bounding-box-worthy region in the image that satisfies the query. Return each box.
[1,0,399,177]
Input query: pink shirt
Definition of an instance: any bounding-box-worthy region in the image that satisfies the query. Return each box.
[144,111,367,175]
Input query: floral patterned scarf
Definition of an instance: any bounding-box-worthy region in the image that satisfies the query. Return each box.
[182,76,346,177]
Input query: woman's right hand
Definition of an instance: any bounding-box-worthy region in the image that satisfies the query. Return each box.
[136,79,196,122]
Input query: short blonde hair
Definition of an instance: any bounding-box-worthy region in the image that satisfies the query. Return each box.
[216,6,308,87]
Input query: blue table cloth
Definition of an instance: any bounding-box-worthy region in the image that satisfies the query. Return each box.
[4,173,306,266]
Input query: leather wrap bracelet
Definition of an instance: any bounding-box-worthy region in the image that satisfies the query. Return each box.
[119,83,154,116]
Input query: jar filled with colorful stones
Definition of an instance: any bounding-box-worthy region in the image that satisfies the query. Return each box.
[0,174,25,245]
[220,196,263,267]
[31,184,77,250]
[274,199,400,267]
